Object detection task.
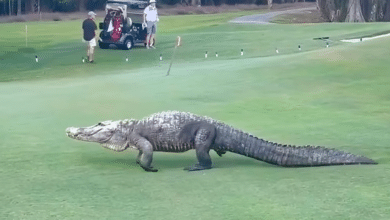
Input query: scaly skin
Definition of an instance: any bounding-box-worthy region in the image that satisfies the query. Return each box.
[66,111,377,172]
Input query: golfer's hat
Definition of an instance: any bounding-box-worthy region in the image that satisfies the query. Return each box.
[149,0,156,3]
[88,11,96,16]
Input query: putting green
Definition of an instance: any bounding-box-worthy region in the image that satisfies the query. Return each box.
[1,13,390,219]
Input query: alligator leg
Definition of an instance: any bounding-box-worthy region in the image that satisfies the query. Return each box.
[133,136,158,172]
[136,150,142,165]
[185,124,216,171]
[136,150,155,169]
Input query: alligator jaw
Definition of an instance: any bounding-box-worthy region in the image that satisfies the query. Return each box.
[65,126,105,142]
[66,127,79,139]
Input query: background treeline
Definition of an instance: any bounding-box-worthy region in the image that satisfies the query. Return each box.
[0,0,315,16]
[0,0,106,15]
[318,0,390,22]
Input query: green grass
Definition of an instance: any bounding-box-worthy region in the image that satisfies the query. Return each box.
[1,12,390,219]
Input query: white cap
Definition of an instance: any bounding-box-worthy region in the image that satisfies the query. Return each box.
[88,11,96,17]
[149,0,156,3]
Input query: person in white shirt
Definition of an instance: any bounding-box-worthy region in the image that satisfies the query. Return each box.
[143,0,159,49]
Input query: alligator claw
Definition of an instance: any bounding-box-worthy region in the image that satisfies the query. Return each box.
[140,165,158,172]
[184,163,212,171]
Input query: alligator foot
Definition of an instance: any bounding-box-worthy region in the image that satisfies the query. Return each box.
[184,163,212,171]
[136,160,154,168]
[140,164,158,172]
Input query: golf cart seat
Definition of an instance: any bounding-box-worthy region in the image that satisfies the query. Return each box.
[99,0,150,50]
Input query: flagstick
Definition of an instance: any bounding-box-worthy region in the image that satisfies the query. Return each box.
[166,36,181,76]
[166,46,177,76]
[25,25,28,47]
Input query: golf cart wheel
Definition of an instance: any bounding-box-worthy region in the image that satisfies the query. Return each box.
[123,39,133,50]
[99,42,109,49]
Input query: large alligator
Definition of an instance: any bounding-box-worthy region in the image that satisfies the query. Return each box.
[66,111,377,172]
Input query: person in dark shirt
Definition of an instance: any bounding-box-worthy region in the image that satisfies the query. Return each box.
[82,11,97,63]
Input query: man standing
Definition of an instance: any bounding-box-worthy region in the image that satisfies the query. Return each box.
[143,0,159,49]
[82,11,97,63]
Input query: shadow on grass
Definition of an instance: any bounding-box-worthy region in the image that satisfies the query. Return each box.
[82,152,275,170]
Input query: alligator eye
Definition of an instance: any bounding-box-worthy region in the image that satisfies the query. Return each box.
[97,122,103,126]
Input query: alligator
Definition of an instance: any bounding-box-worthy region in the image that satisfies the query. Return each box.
[65,111,377,172]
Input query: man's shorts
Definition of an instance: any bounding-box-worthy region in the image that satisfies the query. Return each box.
[147,21,157,35]
[88,38,96,47]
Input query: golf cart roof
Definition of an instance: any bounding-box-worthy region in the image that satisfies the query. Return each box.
[107,0,148,2]
[107,0,148,10]
[106,0,147,22]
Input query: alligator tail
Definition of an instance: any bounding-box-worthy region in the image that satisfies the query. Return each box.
[214,126,377,166]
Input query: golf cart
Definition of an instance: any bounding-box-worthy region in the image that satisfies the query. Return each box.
[98,0,154,50]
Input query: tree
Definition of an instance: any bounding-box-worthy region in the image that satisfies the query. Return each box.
[361,0,389,22]
[24,0,34,13]
[191,0,201,6]
[345,0,364,22]
[17,0,21,15]
[318,0,338,21]
[79,0,86,11]
[318,0,390,22]
[318,0,358,22]
[384,0,390,20]
[268,0,272,9]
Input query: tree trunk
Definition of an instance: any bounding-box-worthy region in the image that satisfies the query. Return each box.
[368,0,378,21]
[268,0,273,9]
[24,0,31,13]
[318,0,337,21]
[79,0,86,11]
[17,0,21,16]
[205,0,215,6]
[345,0,365,22]
[384,0,390,21]
[29,0,35,13]
[191,0,201,6]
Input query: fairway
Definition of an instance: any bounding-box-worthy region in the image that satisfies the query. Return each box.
[1,11,390,219]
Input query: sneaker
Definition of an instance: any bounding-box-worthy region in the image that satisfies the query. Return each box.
[150,45,156,49]
[146,45,150,49]
[89,60,94,64]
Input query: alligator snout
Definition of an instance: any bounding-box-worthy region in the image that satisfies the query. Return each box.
[66,127,79,138]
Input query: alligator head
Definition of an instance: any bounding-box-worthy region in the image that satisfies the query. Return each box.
[66,120,133,152]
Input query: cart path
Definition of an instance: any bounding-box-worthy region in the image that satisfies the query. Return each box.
[229,6,317,24]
